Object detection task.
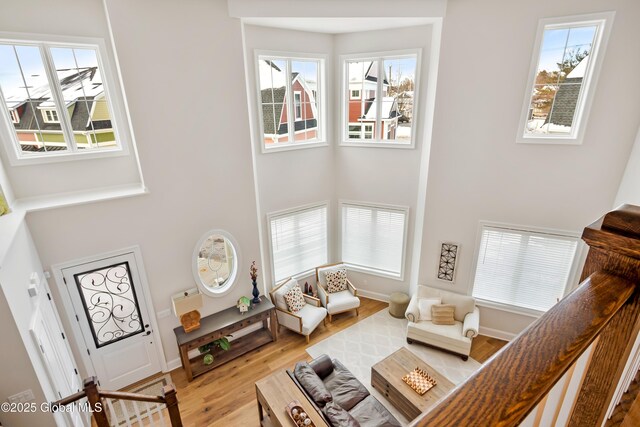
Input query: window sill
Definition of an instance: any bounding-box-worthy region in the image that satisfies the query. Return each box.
[344,263,403,281]
[474,298,545,319]
[340,140,415,149]
[13,183,148,213]
[5,146,128,167]
[262,140,328,154]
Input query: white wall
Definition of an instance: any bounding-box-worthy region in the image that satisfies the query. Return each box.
[333,25,435,298]
[19,0,263,370]
[0,0,142,201]
[615,126,640,207]
[242,24,335,288]
[418,0,640,336]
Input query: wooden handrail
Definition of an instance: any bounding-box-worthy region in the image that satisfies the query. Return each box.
[52,377,182,427]
[411,205,640,427]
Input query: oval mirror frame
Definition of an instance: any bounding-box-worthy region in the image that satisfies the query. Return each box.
[192,229,241,297]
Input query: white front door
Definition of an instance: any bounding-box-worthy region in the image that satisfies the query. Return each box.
[61,252,161,390]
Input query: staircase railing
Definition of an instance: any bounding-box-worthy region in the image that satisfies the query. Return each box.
[53,376,182,427]
[411,204,640,427]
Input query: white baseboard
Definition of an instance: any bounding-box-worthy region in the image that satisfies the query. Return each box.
[479,326,516,341]
[358,289,390,302]
[165,357,182,372]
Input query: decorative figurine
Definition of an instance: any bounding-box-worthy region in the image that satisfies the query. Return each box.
[237,296,252,314]
[250,261,261,304]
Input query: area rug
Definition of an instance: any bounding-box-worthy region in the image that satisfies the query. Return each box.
[306,309,481,425]
[109,374,170,426]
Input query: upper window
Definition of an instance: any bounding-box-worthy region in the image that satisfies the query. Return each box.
[342,51,419,147]
[471,223,581,314]
[268,203,328,282]
[0,39,124,160]
[519,13,614,144]
[257,54,325,151]
[340,201,408,279]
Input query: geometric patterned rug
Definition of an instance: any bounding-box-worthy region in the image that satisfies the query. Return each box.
[307,309,481,425]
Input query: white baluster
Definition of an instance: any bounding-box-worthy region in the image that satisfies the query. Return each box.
[144,401,157,427]
[118,399,133,427]
[132,400,144,426]
[105,398,118,427]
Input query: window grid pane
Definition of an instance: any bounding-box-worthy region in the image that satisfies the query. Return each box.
[525,23,598,136]
[341,203,406,277]
[472,225,579,312]
[270,205,328,282]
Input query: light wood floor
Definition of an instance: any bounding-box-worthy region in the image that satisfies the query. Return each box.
[131,298,507,426]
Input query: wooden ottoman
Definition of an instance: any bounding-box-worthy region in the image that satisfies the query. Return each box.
[389,292,410,318]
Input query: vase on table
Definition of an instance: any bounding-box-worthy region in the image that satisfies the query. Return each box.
[252,280,261,304]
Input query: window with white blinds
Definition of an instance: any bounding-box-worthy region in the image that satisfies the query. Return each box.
[341,202,408,278]
[268,204,328,282]
[471,224,580,313]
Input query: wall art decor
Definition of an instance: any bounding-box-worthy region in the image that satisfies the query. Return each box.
[437,242,459,283]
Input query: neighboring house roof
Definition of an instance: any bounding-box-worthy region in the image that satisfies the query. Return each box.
[261,87,286,135]
[363,97,399,120]
[545,57,588,128]
[9,67,110,133]
[348,61,389,85]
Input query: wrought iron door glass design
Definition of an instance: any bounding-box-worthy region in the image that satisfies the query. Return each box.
[438,243,459,282]
[74,262,145,348]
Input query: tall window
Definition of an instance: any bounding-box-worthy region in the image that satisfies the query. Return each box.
[257,53,324,150]
[268,203,328,282]
[341,201,408,279]
[471,224,580,313]
[342,51,419,146]
[0,40,122,158]
[519,13,613,143]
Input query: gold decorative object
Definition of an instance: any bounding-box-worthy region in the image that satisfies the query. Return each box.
[402,367,437,395]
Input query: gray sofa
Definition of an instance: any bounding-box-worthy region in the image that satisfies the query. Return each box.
[288,354,401,427]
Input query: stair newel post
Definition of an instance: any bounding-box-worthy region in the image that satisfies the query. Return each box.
[162,384,183,427]
[569,205,640,427]
[83,377,110,427]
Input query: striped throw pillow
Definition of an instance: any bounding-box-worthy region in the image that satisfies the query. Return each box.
[431,304,456,325]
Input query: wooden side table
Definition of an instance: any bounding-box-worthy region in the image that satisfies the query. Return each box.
[173,296,277,381]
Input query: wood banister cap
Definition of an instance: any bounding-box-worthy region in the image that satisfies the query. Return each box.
[602,204,640,238]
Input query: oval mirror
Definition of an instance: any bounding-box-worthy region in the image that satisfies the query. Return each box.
[192,229,240,297]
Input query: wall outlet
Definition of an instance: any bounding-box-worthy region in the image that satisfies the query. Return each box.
[8,389,35,403]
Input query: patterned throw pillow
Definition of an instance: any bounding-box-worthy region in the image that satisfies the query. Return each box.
[326,268,348,293]
[284,284,306,312]
[431,304,456,325]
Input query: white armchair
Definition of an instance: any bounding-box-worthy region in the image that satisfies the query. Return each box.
[405,285,480,360]
[315,263,361,322]
[269,277,327,344]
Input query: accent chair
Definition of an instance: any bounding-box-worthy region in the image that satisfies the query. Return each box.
[315,262,361,322]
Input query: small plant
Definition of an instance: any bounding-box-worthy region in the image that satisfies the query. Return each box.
[198,336,231,355]
[250,261,258,282]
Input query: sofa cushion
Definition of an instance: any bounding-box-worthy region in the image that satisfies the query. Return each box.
[323,359,370,411]
[326,268,348,293]
[327,290,360,315]
[348,395,402,427]
[407,320,472,355]
[309,354,335,379]
[418,297,441,321]
[431,304,455,325]
[298,304,328,335]
[323,401,361,427]
[318,264,347,288]
[294,362,333,407]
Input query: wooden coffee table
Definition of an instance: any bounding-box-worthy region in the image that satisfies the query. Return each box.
[371,347,455,420]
